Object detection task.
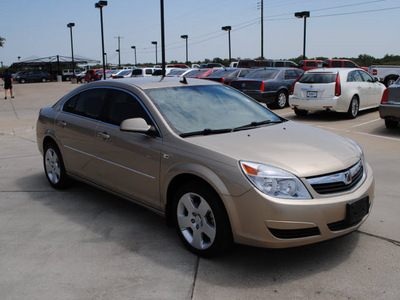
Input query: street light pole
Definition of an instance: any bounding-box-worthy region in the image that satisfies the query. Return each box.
[294,11,310,60]
[95,1,108,80]
[131,46,137,66]
[181,35,188,64]
[67,22,75,81]
[221,26,232,64]
[152,41,158,65]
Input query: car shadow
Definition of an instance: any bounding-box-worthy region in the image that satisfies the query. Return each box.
[18,175,359,287]
[284,108,377,123]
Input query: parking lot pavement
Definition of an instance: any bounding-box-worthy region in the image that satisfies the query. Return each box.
[1,82,400,299]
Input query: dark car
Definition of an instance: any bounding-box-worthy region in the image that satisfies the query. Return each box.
[379,77,400,128]
[15,70,51,83]
[230,68,304,108]
[204,68,252,85]
[237,59,298,69]
[184,68,216,79]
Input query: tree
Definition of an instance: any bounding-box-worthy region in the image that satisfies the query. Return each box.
[0,36,5,47]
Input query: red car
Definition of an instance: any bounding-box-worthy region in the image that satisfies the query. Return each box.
[323,59,368,71]
[84,69,102,82]
[298,60,324,71]
[183,68,215,79]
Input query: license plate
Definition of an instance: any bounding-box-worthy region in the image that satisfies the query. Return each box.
[346,196,369,225]
[307,91,318,98]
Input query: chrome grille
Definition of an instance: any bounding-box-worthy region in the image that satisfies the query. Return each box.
[307,161,364,195]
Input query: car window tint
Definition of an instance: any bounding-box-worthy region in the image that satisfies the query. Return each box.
[344,61,356,68]
[146,69,153,75]
[306,61,316,67]
[104,89,152,126]
[239,70,251,77]
[359,70,373,82]
[63,88,107,120]
[352,71,363,82]
[284,70,299,80]
[245,69,279,79]
[299,73,336,83]
[331,61,342,67]
[274,62,284,67]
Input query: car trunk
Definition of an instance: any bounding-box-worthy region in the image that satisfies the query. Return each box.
[230,80,263,91]
[388,85,400,103]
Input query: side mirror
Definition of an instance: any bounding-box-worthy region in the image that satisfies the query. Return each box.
[120,117,151,133]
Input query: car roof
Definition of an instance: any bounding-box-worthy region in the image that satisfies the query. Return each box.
[78,76,220,91]
[305,68,360,74]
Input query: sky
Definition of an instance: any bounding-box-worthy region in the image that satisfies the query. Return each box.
[1,0,400,67]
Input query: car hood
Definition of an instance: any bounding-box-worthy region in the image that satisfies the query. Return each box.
[185,121,361,178]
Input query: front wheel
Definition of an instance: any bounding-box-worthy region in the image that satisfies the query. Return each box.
[43,142,70,189]
[347,96,359,119]
[172,181,232,257]
[20,78,26,84]
[41,77,47,83]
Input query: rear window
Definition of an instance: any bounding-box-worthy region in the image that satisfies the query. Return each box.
[185,69,209,77]
[299,73,337,83]
[206,69,238,78]
[245,69,279,80]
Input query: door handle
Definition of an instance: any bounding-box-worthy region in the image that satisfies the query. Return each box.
[56,120,67,127]
[97,131,110,140]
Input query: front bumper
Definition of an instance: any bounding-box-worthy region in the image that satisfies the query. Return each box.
[224,163,374,249]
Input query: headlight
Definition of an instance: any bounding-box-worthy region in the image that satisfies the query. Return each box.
[240,161,311,199]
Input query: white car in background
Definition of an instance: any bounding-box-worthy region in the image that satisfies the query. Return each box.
[290,68,385,118]
[131,68,160,77]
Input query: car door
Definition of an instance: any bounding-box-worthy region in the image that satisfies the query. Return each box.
[95,88,163,209]
[359,70,381,107]
[347,70,371,108]
[55,88,107,181]
[284,69,300,89]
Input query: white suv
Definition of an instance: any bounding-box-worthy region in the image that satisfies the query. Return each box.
[289,68,385,118]
[130,68,159,77]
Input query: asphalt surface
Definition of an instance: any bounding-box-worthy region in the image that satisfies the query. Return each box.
[0,81,399,300]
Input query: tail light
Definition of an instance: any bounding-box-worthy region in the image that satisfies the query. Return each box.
[221,78,225,84]
[290,74,303,95]
[381,88,389,104]
[335,74,341,96]
[260,81,265,92]
[372,69,377,75]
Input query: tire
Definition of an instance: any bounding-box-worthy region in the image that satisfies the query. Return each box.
[273,90,288,109]
[385,118,399,129]
[294,107,308,117]
[20,78,26,84]
[172,181,232,257]
[347,96,359,119]
[384,77,398,87]
[43,142,70,189]
[41,77,47,83]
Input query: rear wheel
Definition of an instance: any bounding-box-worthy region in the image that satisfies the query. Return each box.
[172,181,232,257]
[20,78,26,84]
[347,96,359,119]
[385,118,399,128]
[41,77,47,83]
[273,90,288,109]
[384,76,398,87]
[43,142,70,189]
[294,107,308,117]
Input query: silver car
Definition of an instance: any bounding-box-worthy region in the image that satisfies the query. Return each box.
[36,77,374,257]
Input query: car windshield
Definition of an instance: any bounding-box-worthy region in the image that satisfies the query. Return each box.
[299,73,337,83]
[145,84,282,135]
[245,69,279,79]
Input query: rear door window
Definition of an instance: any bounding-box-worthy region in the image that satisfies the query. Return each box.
[63,88,108,120]
[331,61,342,68]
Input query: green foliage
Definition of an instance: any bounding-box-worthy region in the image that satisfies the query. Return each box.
[0,36,5,47]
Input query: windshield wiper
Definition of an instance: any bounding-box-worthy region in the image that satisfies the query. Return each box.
[180,128,232,138]
[232,119,283,131]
